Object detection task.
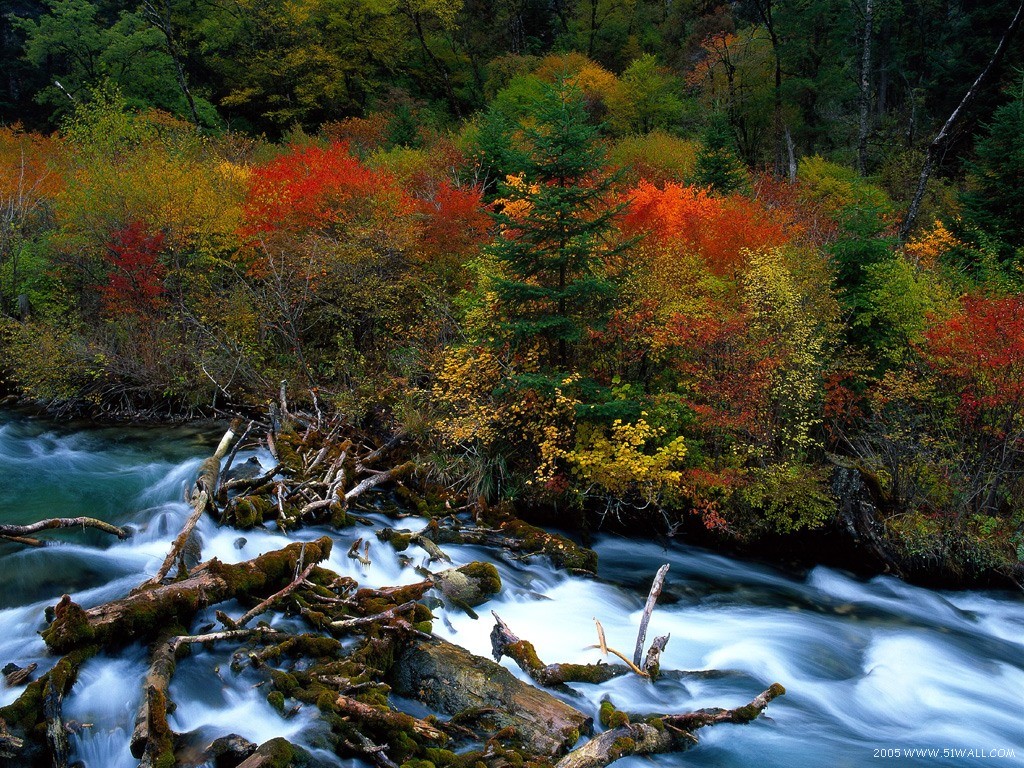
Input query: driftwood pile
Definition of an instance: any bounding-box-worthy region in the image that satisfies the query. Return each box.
[0,396,785,768]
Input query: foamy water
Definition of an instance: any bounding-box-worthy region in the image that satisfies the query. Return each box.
[1,413,1022,767]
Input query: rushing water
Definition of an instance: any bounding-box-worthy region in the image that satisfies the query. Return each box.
[1,411,1022,768]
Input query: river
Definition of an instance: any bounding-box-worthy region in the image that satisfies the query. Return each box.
[1,412,1022,767]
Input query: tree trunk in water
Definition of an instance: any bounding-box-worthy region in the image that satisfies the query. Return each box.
[388,635,593,757]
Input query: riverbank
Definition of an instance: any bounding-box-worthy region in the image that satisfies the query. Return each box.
[1,413,1022,768]
[2,395,1021,595]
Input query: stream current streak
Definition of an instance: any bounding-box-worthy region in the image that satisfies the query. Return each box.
[1,412,1022,767]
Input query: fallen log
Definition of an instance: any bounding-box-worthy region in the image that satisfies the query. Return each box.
[490,613,629,686]
[555,684,786,768]
[140,422,240,589]
[42,537,333,653]
[333,694,447,743]
[235,737,319,768]
[0,716,23,759]
[131,627,293,761]
[43,676,69,768]
[0,517,128,546]
[0,647,95,766]
[388,635,592,757]
[2,663,37,687]
[430,561,502,609]
[423,515,598,573]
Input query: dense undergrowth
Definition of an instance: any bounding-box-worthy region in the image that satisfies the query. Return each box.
[1,61,1023,588]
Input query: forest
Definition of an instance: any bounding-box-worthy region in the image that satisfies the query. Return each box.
[2,0,1024,591]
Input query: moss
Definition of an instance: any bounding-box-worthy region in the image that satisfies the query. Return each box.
[41,595,96,650]
[458,562,501,596]
[553,663,620,684]
[330,504,351,528]
[250,737,298,768]
[608,736,635,761]
[225,496,275,529]
[424,748,460,766]
[401,761,436,768]
[378,528,413,551]
[0,676,45,730]
[1,646,97,732]
[269,670,299,696]
[599,700,629,729]
[273,429,304,476]
[495,517,598,573]
[353,582,430,614]
[508,640,544,673]
[146,685,176,768]
[267,691,286,714]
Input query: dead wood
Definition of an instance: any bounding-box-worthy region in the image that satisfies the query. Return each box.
[2,663,37,687]
[235,737,318,768]
[218,420,255,494]
[334,694,446,743]
[42,537,333,653]
[633,564,669,667]
[344,461,416,504]
[328,601,420,634]
[430,561,501,609]
[0,647,94,766]
[490,613,629,686]
[421,515,597,573]
[141,422,240,589]
[131,627,293,760]
[0,517,128,546]
[642,633,670,679]
[388,635,592,757]
[0,717,23,759]
[555,684,786,768]
[43,676,69,768]
[230,561,317,630]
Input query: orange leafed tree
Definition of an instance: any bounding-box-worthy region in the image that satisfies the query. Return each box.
[242,141,401,236]
[622,181,790,275]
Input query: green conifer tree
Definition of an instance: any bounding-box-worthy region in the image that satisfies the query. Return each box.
[961,73,1024,269]
[693,112,749,194]
[488,79,625,379]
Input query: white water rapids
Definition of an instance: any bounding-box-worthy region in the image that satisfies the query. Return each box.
[1,413,1022,767]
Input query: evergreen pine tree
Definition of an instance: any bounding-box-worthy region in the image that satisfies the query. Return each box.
[488,79,625,379]
[961,73,1024,269]
[693,112,749,194]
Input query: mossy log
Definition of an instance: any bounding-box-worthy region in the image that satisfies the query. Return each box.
[388,635,592,757]
[42,676,69,768]
[430,562,502,609]
[41,537,333,653]
[0,717,24,759]
[141,421,240,589]
[0,647,95,766]
[130,633,179,761]
[235,737,319,768]
[490,613,629,686]
[555,684,786,768]
[423,516,597,573]
[333,695,447,743]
